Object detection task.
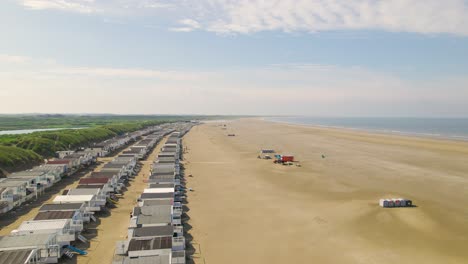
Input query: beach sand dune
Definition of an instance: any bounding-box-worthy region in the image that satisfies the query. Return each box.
[184,119,468,264]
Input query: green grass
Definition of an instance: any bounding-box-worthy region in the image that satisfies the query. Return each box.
[0,146,43,169]
[0,120,167,166]
[0,114,224,131]
[0,114,241,172]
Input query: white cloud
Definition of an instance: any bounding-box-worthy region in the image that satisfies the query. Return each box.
[197,0,468,36]
[170,19,201,32]
[1,54,468,116]
[21,0,96,13]
[19,0,172,14]
[16,0,468,36]
[47,66,212,81]
[0,54,32,64]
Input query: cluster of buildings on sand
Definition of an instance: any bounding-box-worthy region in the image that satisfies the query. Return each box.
[113,126,192,264]
[379,198,413,208]
[0,122,195,264]
[0,126,157,215]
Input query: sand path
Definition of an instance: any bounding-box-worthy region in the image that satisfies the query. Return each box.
[75,136,167,264]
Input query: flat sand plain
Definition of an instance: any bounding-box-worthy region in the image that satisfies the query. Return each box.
[183,119,468,264]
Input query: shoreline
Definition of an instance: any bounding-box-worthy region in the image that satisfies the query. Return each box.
[260,117,468,142]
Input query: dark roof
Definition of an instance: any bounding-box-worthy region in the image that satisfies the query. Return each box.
[77,184,105,189]
[148,183,175,189]
[118,154,137,157]
[140,193,173,199]
[102,164,125,168]
[123,149,142,154]
[133,226,173,238]
[34,211,75,220]
[142,200,173,206]
[128,237,172,251]
[148,179,177,184]
[158,157,176,161]
[46,159,71,165]
[89,171,117,178]
[149,175,175,180]
[158,153,176,157]
[79,178,110,184]
[0,249,35,264]
[150,172,174,177]
[39,203,83,211]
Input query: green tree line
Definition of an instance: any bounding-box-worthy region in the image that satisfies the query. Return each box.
[0,120,170,173]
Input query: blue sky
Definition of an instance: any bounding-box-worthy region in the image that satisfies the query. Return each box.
[1,0,468,116]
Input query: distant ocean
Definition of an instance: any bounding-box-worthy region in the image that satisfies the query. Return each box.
[265,117,468,141]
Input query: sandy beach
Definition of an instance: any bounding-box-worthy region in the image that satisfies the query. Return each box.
[184,119,468,264]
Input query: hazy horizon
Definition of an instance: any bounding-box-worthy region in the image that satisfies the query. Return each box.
[2,113,468,118]
[1,1,468,117]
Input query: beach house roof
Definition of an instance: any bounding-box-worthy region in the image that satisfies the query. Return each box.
[141,200,174,207]
[53,195,94,203]
[157,157,177,163]
[149,175,176,181]
[0,178,28,188]
[0,234,54,249]
[139,193,173,200]
[134,206,172,225]
[143,188,174,194]
[34,211,75,221]
[113,157,135,162]
[133,226,174,238]
[67,188,100,196]
[89,171,118,178]
[39,203,83,212]
[77,184,105,189]
[158,152,176,157]
[46,159,71,165]
[17,219,69,231]
[9,171,46,178]
[113,255,170,264]
[79,178,110,184]
[148,183,175,189]
[0,249,37,264]
[128,237,172,251]
[102,163,125,169]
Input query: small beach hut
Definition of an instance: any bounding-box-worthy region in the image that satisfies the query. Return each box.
[404,199,412,207]
[379,199,389,207]
[393,198,401,207]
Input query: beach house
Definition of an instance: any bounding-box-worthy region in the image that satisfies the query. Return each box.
[39,202,94,223]
[0,234,62,263]
[0,178,29,213]
[53,194,101,212]
[78,177,115,194]
[66,188,107,207]
[12,219,77,246]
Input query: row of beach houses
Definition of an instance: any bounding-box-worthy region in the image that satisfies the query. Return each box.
[0,125,164,215]
[113,125,193,264]
[0,122,193,264]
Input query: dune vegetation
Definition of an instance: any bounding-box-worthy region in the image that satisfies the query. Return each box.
[0,114,237,173]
